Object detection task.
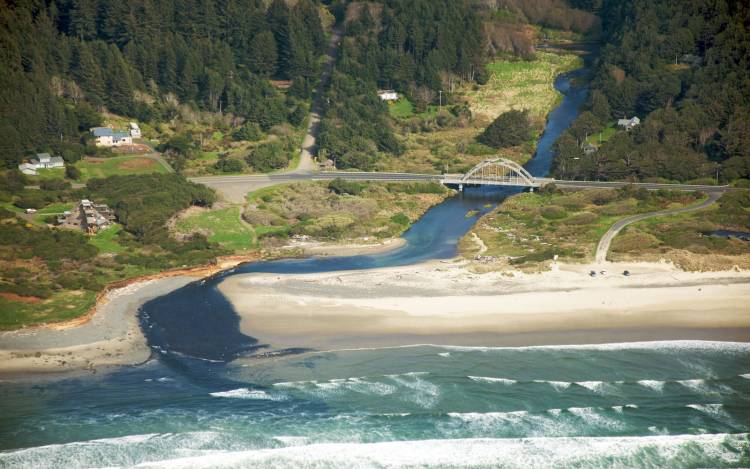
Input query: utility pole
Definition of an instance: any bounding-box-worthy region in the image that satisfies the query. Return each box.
[439,90,443,110]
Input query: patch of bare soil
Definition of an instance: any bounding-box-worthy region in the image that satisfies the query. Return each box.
[118,158,156,170]
[112,144,151,154]
[0,292,41,303]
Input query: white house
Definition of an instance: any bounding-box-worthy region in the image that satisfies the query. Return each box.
[377,89,398,101]
[91,127,133,147]
[18,153,65,175]
[129,122,141,138]
[617,116,640,131]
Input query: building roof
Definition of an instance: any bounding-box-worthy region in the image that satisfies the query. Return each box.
[50,156,64,165]
[113,131,131,139]
[129,122,140,129]
[36,153,51,161]
[91,127,114,137]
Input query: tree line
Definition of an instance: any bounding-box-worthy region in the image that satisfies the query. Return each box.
[0,0,325,168]
[318,0,486,170]
[552,0,750,183]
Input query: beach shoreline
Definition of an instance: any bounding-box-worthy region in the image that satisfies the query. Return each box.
[219,260,750,354]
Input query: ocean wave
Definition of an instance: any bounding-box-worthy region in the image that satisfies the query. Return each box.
[0,432,222,469]
[209,388,286,401]
[637,380,665,392]
[686,403,729,419]
[566,407,625,431]
[574,381,612,394]
[468,376,516,385]
[121,433,750,469]
[303,340,750,358]
[533,379,572,391]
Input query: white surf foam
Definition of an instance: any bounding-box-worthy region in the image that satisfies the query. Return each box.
[574,381,611,393]
[532,379,572,391]
[468,376,517,385]
[566,407,624,431]
[438,352,450,357]
[209,388,286,401]
[637,380,666,392]
[677,379,711,394]
[740,373,750,379]
[121,433,750,469]
[686,403,730,420]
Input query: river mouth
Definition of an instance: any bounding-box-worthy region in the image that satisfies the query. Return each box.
[138,70,589,364]
[3,69,749,469]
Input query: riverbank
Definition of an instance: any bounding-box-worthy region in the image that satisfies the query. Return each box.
[0,253,262,377]
[0,277,196,377]
[218,260,750,353]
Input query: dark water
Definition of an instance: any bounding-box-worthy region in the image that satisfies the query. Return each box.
[2,72,748,468]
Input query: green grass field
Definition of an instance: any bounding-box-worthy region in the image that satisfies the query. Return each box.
[75,156,169,181]
[468,52,582,122]
[586,122,617,145]
[175,206,254,251]
[89,224,125,253]
[0,290,97,330]
[388,98,439,120]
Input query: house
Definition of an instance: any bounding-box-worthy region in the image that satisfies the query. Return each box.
[18,153,65,175]
[378,89,398,101]
[582,142,597,155]
[91,127,133,147]
[78,199,115,233]
[18,163,38,175]
[617,116,640,131]
[129,122,141,138]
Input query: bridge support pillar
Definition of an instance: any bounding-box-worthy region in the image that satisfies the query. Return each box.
[529,187,534,192]
[458,184,463,192]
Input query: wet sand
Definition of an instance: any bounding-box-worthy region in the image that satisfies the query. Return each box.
[218,261,750,352]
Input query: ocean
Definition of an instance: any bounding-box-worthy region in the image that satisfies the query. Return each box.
[1,71,748,468]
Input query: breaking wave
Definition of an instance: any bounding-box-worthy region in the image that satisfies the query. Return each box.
[41,433,741,469]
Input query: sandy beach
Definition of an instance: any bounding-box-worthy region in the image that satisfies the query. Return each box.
[0,276,197,377]
[282,237,407,257]
[218,260,750,352]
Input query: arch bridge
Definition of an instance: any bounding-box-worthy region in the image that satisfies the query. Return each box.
[441,158,546,190]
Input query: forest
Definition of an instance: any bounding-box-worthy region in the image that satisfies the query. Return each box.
[0,0,325,168]
[552,0,750,184]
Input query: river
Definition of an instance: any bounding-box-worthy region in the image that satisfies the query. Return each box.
[1,72,748,468]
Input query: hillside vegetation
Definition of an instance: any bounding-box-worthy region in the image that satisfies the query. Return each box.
[553,0,750,184]
[461,186,707,270]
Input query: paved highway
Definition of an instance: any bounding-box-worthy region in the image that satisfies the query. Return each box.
[189,171,734,203]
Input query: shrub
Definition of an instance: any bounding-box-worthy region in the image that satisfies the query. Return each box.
[232,122,263,142]
[478,110,531,148]
[40,179,71,191]
[215,157,244,173]
[540,205,567,219]
[386,181,446,194]
[66,165,81,180]
[328,178,364,196]
[390,213,410,225]
[246,142,290,172]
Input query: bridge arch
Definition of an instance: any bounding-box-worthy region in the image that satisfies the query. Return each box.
[461,158,537,186]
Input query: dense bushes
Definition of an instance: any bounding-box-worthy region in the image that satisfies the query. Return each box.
[87,174,216,242]
[478,110,531,148]
[328,178,364,196]
[246,142,292,172]
[553,0,750,183]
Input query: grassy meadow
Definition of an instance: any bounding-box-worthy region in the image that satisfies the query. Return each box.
[175,206,254,251]
[460,187,707,270]
[382,51,581,174]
